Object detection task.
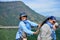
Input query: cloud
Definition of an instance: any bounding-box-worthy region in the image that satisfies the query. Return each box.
[0,0,21,2]
[22,0,60,17]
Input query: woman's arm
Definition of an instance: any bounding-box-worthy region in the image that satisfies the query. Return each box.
[27,20,38,27]
[20,22,38,35]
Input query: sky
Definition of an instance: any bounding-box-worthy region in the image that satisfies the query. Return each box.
[0,0,60,17]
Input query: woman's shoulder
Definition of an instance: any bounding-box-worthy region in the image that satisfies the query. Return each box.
[43,24,50,27]
[18,21,26,27]
[41,23,50,29]
[19,21,25,24]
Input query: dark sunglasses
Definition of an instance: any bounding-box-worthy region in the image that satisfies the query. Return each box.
[53,21,56,23]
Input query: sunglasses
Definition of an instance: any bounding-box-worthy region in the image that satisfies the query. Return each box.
[53,21,56,23]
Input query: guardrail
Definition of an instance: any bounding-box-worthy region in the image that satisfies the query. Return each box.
[0,26,37,30]
[0,26,18,28]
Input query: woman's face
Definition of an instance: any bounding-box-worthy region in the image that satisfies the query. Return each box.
[21,16,27,21]
[49,19,56,25]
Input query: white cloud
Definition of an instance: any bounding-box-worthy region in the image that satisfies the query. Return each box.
[0,0,21,2]
[22,0,60,17]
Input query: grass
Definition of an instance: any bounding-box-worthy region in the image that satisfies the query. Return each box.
[56,28,60,40]
[0,28,60,40]
[0,28,17,40]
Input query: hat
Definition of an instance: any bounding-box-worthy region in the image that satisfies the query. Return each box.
[49,16,56,20]
[20,12,27,17]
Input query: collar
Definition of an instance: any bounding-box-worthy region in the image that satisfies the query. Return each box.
[46,21,53,28]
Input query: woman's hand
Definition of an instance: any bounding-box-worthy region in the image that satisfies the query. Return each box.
[37,24,41,29]
[53,22,59,30]
[33,30,40,34]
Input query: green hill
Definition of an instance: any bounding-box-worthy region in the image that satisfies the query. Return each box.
[0,1,45,26]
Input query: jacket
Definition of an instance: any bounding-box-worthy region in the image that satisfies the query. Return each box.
[37,24,52,40]
[16,20,38,39]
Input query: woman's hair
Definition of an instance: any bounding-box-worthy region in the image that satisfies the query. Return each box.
[40,18,50,27]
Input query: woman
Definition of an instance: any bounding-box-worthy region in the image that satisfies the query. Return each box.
[37,16,57,40]
[16,12,40,40]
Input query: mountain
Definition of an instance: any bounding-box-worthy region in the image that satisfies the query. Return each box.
[56,17,60,20]
[0,1,46,26]
[56,17,60,25]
